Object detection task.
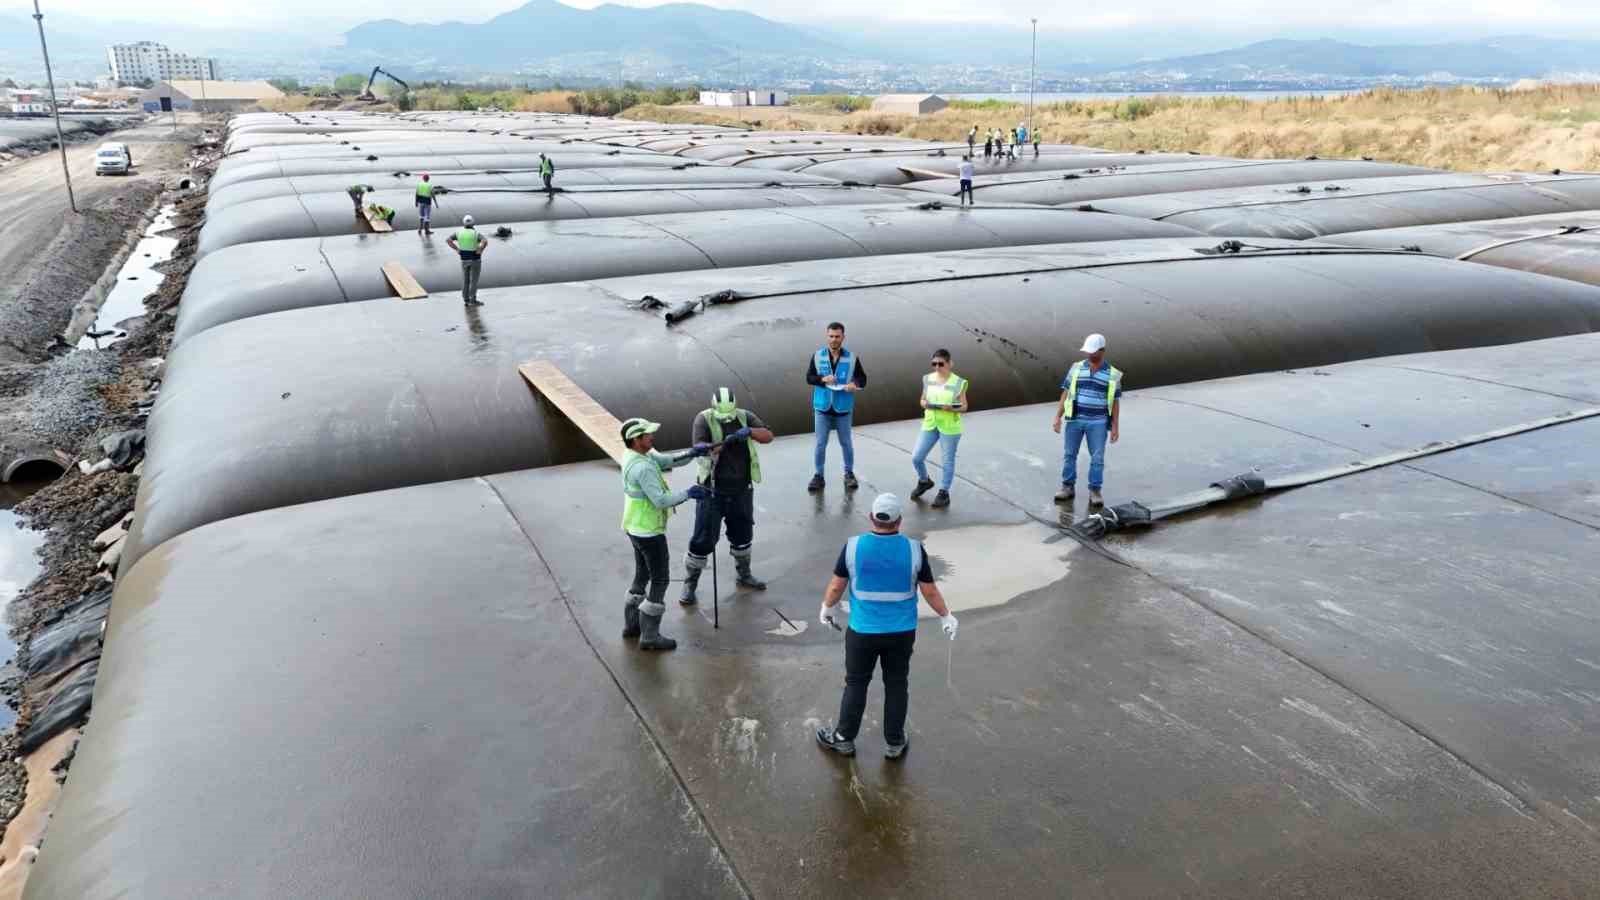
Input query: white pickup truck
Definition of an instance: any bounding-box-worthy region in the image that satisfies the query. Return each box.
[94,142,131,176]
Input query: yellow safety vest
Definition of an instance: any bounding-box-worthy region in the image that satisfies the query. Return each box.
[621,450,672,536]
[1062,361,1121,419]
[696,410,761,485]
[454,227,481,251]
[921,372,967,435]
[416,181,433,200]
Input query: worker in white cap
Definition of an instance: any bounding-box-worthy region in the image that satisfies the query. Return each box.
[1052,333,1123,507]
[619,417,711,651]
[816,493,958,760]
[446,214,486,306]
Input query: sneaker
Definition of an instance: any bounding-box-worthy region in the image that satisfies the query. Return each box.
[931,490,950,508]
[1088,489,1104,507]
[884,735,910,759]
[815,727,856,757]
[843,472,860,491]
[1054,483,1075,503]
[807,474,825,493]
[910,478,936,500]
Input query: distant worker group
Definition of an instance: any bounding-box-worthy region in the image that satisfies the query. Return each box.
[979,122,1041,161]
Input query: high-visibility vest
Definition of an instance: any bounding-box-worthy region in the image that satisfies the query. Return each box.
[921,372,967,434]
[621,449,672,536]
[454,227,481,251]
[844,532,924,634]
[540,158,554,176]
[1062,360,1121,419]
[811,347,855,414]
[415,181,433,200]
[697,409,761,485]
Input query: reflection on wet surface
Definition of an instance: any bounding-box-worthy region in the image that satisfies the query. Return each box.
[77,205,179,350]
[0,479,48,727]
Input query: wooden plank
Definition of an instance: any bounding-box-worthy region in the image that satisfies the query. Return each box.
[896,165,955,180]
[381,261,427,300]
[362,207,394,233]
[518,360,628,465]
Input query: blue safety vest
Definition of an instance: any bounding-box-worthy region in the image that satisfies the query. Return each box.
[812,346,856,414]
[844,533,923,634]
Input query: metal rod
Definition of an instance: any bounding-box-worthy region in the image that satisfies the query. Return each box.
[31,0,76,214]
[711,546,719,629]
[1029,18,1037,143]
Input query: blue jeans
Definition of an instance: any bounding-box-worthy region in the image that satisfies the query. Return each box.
[1062,418,1108,489]
[813,411,855,476]
[911,429,961,490]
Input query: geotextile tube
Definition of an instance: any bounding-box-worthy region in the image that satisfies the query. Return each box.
[208,150,690,192]
[1320,211,1600,288]
[787,152,1224,185]
[119,239,1600,570]
[177,204,1200,342]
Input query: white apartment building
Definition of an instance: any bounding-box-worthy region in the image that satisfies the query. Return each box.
[106,41,218,84]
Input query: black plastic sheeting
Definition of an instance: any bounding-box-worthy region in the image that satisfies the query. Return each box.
[196,183,924,256]
[18,586,111,753]
[119,240,1600,568]
[177,205,1200,342]
[1091,173,1600,237]
[895,159,1438,204]
[1320,211,1600,288]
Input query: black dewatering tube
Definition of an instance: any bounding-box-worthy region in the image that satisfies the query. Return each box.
[1069,406,1600,540]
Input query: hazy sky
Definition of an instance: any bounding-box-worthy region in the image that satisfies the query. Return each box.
[11,0,1600,31]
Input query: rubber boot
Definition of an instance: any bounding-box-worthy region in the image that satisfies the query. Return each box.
[680,567,702,606]
[637,611,677,651]
[622,592,643,639]
[734,556,766,591]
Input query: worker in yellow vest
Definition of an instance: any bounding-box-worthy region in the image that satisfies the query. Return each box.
[910,348,969,508]
[1052,333,1123,507]
[446,214,486,306]
[414,173,434,235]
[620,417,712,651]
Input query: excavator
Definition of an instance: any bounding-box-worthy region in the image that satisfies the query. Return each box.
[356,66,409,102]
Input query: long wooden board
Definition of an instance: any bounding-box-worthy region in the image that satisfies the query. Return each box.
[518,360,627,465]
[362,207,394,233]
[381,261,427,300]
[896,165,955,181]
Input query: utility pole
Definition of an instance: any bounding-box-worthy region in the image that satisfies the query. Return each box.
[1029,18,1038,143]
[31,0,76,213]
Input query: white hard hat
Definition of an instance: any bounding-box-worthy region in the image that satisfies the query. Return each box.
[462,214,475,226]
[1079,333,1107,354]
[871,493,903,524]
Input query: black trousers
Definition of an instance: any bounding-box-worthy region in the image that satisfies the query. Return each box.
[835,628,916,744]
[627,534,670,608]
[688,486,754,557]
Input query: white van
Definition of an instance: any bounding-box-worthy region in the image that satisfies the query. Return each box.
[94,142,131,176]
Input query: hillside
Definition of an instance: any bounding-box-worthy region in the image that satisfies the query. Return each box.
[1127,36,1600,79]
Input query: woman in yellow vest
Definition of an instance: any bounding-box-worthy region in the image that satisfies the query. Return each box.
[910,348,969,508]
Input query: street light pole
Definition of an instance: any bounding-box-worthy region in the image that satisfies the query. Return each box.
[1029,18,1037,143]
[31,0,76,214]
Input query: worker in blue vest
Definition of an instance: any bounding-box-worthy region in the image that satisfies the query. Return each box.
[816,493,958,759]
[446,214,486,307]
[620,417,712,651]
[1052,333,1123,507]
[806,321,867,493]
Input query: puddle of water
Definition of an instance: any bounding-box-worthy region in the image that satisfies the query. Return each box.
[0,480,48,730]
[77,205,178,351]
[918,520,1072,616]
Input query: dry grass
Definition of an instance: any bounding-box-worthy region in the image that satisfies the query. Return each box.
[630,85,1600,173]
[515,91,579,113]
[261,95,318,112]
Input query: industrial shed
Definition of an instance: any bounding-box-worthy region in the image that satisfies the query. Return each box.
[139,80,284,113]
[870,93,949,115]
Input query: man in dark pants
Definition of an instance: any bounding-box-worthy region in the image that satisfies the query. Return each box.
[682,387,775,605]
[620,417,710,651]
[816,493,958,759]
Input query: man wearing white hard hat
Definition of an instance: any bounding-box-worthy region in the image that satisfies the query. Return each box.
[816,493,958,760]
[446,214,486,307]
[1052,333,1123,507]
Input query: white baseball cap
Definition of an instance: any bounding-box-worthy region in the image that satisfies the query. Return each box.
[1079,333,1107,354]
[871,493,903,524]
[462,214,475,226]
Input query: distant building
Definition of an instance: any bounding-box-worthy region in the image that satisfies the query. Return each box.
[699,90,748,107]
[746,89,789,107]
[870,93,949,116]
[140,80,283,113]
[107,41,218,84]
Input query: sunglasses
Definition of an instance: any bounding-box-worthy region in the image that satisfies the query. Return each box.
[930,360,947,367]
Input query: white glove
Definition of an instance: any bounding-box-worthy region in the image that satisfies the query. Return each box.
[820,603,842,630]
[940,613,959,640]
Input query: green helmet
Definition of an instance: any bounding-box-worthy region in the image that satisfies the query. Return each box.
[711,387,737,420]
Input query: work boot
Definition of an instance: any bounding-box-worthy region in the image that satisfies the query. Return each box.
[679,568,701,606]
[843,472,860,491]
[735,558,766,591]
[1054,483,1075,503]
[1088,489,1104,507]
[464,298,484,307]
[885,734,911,760]
[910,477,936,500]
[931,489,950,509]
[807,474,825,493]
[815,727,855,757]
[622,592,643,639]
[637,611,677,651]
